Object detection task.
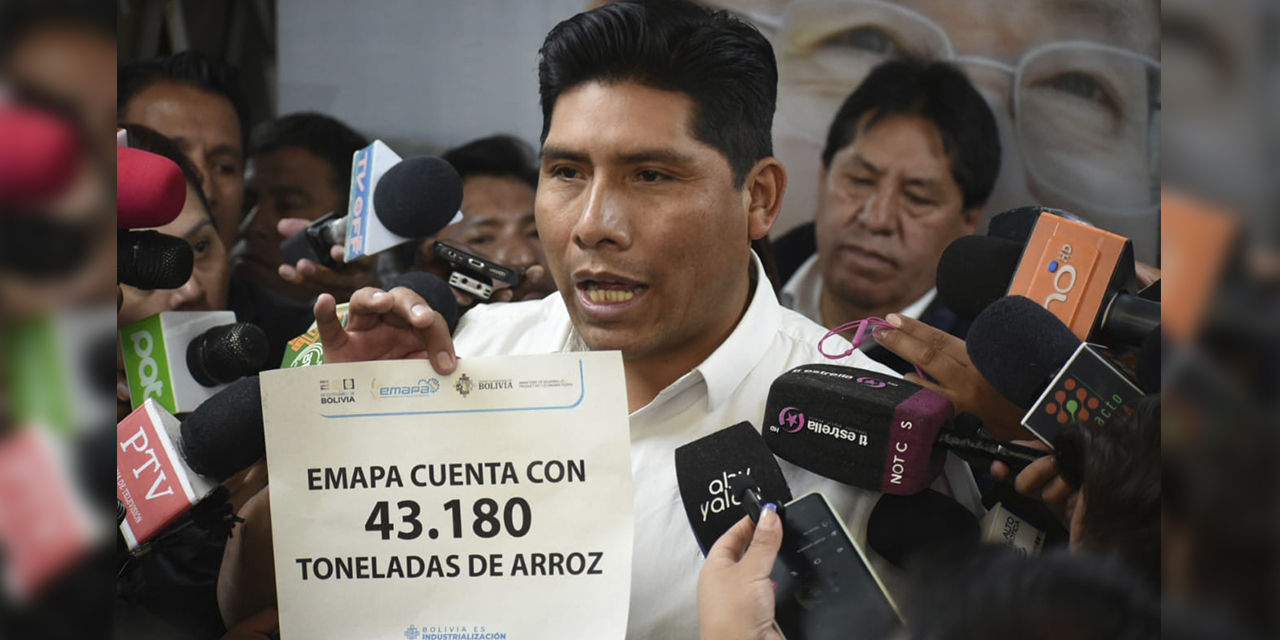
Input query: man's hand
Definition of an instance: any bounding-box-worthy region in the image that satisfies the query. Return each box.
[991,440,1081,535]
[315,285,457,373]
[872,313,1030,441]
[277,218,382,300]
[697,510,784,640]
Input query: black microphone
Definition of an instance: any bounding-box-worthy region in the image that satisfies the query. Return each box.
[1135,326,1161,394]
[866,490,979,570]
[186,322,270,386]
[762,366,1046,496]
[384,271,461,334]
[178,375,264,482]
[674,421,793,554]
[967,296,1144,445]
[985,205,1090,243]
[935,235,1024,321]
[118,229,194,289]
[280,156,463,267]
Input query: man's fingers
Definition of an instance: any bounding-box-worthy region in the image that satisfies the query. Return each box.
[990,460,1011,481]
[346,287,396,331]
[707,516,755,564]
[279,264,300,283]
[492,288,515,303]
[387,286,457,374]
[741,506,784,576]
[331,244,345,261]
[1013,455,1059,496]
[1041,476,1075,508]
[297,259,318,277]
[314,294,346,351]
[277,218,310,236]
[874,322,962,380]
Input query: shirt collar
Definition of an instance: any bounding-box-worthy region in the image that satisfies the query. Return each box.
[694,251,781,412]
[779,254,822,321]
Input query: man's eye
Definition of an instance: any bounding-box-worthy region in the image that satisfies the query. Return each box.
[845,174,874,187]
[551,166,580,179]
[904,193,934,207]
[469,235,494,246]
[1041,72,1118,112]
[193,240,211,255]
[637,170,667,182]
[214,163,239,177]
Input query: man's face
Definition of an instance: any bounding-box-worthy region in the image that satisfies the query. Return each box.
[537,81,756,359]
[434,175,555,301]
[121,81,245,251]
[238,146,343,293]
[815,113,977,312]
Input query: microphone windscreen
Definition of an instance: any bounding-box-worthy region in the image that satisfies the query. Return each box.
[936,235,1024,320]
[866,490,979,570]
[966,295,1080,408]
[675,421,793,554]
[117,230,194,289]
[986,206,1088,243]
[384,271,460,334]
[1135,326,1161,394]
[373,156,464,239]
[187,323,270,386]
[180,375,264,482]
[763,365,951,495]
[0,106,79,205]
[117,147,187,229]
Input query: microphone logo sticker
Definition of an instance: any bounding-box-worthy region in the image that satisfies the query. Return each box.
[779,407,806,433]
[855,376,886,389]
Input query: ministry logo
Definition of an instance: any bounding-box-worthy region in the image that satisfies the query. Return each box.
[404,625,420,640]
[455,374,473,397]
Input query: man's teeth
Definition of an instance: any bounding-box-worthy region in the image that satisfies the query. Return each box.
[587,286,636,303]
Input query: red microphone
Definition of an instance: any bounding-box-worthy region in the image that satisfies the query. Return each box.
[117,147,187,229]
[0,105,80,206]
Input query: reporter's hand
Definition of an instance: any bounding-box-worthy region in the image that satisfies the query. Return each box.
[277,217,381,300]
[697,509,784,640]
[872,313,1030,441]
[991,440,1080,532]
[314,285,457,373]
[219,608,278,640]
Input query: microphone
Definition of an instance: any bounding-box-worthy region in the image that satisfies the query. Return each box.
[116,147,187,229]
[0,105,79,206]
[937,210,1159,349]
[279,271,460,368]
[280,143,463,267]
[119,312,270,414]
[117,229,194,290]
[674,421,793,553]
[866,490,979,569]
[762,365,1047,494]
[985,205,1091,243]
[178,375,265,483]
[966,295,1144,445]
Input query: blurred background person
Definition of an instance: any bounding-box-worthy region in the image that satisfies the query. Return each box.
[777,59,998,374]
[118,51,249,252]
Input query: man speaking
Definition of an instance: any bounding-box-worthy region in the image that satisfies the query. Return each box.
[225,1,980,636]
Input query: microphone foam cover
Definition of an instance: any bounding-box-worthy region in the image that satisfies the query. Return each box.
[117,147,187,229]
[0,106,79,205]
[936,235,1024,320]
[188,323,270,386]
[966,295,1081,408]
[675,421,793,554]
[384,271,460,334]
[373,156,464,239]
[118,230,194,289]
[866,490,979,570]
[1135,326,1161,394]
[180,375,264,482]
[986,206,1087,243]
[763,365,952,495]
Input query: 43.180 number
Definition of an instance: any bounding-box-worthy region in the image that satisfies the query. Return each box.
[364,498,531,540]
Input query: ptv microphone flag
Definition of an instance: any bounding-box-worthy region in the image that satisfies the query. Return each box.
[675,421,793,553]
[116,399,217,551]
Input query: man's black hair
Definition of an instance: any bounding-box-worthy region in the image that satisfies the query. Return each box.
[821,58,1000,212]
[537,0,776,188]
[0,0,115,62]
[442,135,538,190]
[118,51,250,147]
[248,112,370,201]
[121,123,215,230]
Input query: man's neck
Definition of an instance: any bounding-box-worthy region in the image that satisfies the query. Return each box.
[621,270,755,414]
[819,284,926,339]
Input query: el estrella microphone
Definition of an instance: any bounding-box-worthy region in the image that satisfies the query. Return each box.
[116,147,187,229]
[866,490,979,569]
[280,144,463,267]
[120,311,269,414]
[967,295,1144,445]
[762,365,1047,495]
[0,105,80,206]
[674,421,793,554]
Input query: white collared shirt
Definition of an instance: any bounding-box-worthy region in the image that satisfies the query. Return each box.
[453,253,980,640]
[780,255,937,335]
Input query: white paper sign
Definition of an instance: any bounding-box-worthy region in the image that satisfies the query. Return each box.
[261,352,634,640]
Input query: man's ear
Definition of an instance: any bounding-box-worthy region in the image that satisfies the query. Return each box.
[744,157,786,241]
[960,207,983,235]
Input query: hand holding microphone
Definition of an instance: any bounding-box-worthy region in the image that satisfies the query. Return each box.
[697,510,784,640]
[275,216,382,300]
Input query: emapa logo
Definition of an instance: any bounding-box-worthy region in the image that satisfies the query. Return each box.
[373,377,441,399]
